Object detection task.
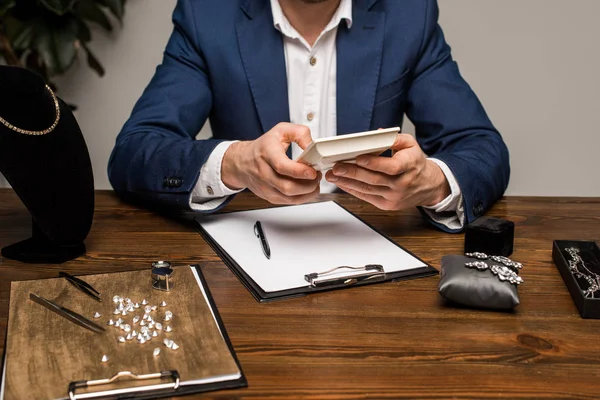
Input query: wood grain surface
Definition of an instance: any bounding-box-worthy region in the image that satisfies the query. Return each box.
[3,266,240,399]
[1,189,600,399]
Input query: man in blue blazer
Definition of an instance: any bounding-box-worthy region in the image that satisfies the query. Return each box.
[108,0,510,233]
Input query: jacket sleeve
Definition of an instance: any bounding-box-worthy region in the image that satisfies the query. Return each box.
[407,0,510,232]
[108,0,231,212]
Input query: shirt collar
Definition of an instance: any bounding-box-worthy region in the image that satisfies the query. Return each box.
[270,0,353,38]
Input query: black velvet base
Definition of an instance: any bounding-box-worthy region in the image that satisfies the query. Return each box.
[464,217,514,257]
[1,222,86,263]
[0,66,94,264]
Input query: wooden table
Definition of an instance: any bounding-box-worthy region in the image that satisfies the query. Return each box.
[1,189,599,399]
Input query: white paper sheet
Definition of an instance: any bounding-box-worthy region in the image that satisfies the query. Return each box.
[197,201,427,293]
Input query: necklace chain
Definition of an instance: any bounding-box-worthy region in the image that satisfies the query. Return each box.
[0,84,61,136]
[565,247,600,298]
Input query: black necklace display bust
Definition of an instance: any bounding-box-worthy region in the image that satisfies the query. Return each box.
[0,66,94,263]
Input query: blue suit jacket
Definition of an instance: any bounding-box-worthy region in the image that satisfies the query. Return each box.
[108,0,510,232]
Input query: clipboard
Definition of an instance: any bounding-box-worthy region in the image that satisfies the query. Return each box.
[195,201,438,302]
[1,265,247,400]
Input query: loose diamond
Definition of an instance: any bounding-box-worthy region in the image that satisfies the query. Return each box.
[153,348,160,357]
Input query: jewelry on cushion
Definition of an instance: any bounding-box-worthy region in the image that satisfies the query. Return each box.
[465,253,524,285]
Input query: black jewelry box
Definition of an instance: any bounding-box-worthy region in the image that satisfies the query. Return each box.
[552,240,600,319]
[464,217,514,257]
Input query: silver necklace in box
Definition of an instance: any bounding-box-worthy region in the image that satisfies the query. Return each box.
[565,247,600,298]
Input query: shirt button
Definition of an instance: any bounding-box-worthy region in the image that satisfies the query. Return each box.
[206,186,214,195]
[309,56,317,66]
[307,112,314,121]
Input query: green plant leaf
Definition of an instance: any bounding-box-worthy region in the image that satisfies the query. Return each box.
[39,0,76,16]
[4,16,35,50]
[75,17,91,42]
[75,0,112,31]
[82,42,104,76]
[34,17,79,75]
[0,0,16,18]
[96,0,123,21]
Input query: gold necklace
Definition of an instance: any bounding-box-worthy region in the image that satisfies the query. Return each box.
[0,84,61,136]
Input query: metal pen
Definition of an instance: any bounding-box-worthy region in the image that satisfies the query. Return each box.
[254,221,271,259]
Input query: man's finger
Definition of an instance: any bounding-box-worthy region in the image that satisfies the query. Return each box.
[276,123,314,149]
[268,152,318,180]
[354,153,410,176]
[329,163,393,187]
[334,184,391,209]
[326,174,392,197]
[390,133,417,151]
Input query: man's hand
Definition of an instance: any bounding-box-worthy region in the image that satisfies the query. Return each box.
[325,133,450,210]
[222,123,321,204]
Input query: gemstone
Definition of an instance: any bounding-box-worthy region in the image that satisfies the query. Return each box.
[93,312,101,318]
[118,336,126,343]
[153,348,161,357]
[101,355,109,362]
[160,301,167,307]
[165,326,172,333]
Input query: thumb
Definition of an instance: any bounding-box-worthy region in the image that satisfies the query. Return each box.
[279,123,313,149]
[390,133,417,152]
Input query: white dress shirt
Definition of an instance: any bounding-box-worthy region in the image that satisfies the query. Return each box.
[190,0,465,230]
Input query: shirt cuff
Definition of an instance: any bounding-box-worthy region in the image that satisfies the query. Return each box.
[421,158,465,230]
[189,141,245,211]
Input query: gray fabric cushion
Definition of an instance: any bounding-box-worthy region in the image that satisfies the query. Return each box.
[438,255,520,310]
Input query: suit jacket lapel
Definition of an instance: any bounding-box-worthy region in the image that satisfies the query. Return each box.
[236,0,290,134]
[336,1,384,135]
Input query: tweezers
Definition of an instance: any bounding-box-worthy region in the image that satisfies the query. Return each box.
[59,271,102,302]
[29,293,105,334]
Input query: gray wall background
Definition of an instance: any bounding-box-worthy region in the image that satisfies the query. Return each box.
[1,0,598,196]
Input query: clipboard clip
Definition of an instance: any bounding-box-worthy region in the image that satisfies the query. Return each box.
[68,370,180,399]
[304,264,385,288]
